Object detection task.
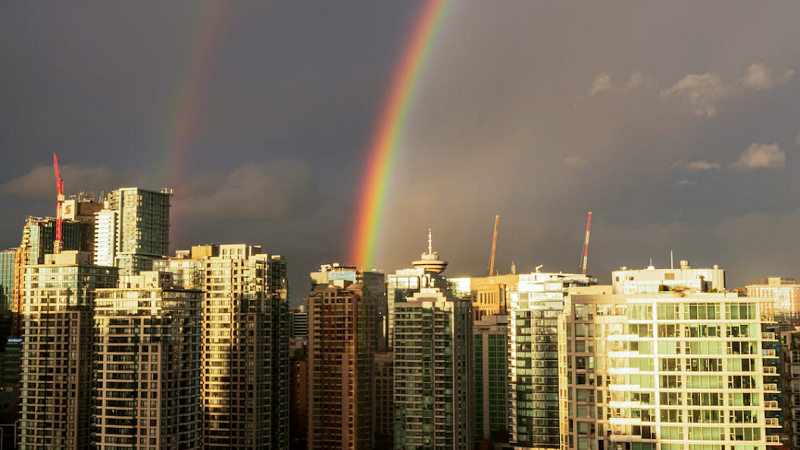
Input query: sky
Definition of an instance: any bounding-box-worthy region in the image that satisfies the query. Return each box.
[2,1,800,304]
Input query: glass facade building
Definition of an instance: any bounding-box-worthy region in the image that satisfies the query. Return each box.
[509,273,595,449]
[559,289,780,450]
[474,314,510,444]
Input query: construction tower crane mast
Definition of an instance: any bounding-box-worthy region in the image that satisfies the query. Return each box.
[53,153,64,254]
[488,215,499,276]
[580,211,592,275]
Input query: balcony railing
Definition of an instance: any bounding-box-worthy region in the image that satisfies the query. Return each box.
[762,332,776,340]
[765,400,779,409]
[764,366,777,374]
[766,435,781,445]
[765,418,780,427]
[764,383,778,392]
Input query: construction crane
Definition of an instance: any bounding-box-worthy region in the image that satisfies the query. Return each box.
[488,215,499,276]
[53,153,64,254]
[579,211,592,275]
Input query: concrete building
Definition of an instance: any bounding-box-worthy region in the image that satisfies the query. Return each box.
[612,260,725,294]
[559,285,781,450]
[308,265,377,450]
[94,187,171,275]
[748,277,800,327]
[93,271,202,449]
[474,314,510,444]
[290,346,308,450]
[375,350,394,449]
[394,286,474,450]
[61,194,104,257]
[508,272,596,450]
[450,274,519,321]
[200,245,289,449]
[17,251,118,450]
[781,327,800,449]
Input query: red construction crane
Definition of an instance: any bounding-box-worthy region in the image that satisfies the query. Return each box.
[580,212,592,275]
[488,215,499,276]
[53,153,64,254]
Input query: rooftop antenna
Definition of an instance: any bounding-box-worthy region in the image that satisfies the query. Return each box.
[670,251,674,269]
[427,228,433,254]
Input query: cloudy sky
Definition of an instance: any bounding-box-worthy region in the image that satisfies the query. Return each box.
[2,1,800,302]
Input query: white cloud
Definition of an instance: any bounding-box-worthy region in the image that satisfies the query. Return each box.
[671,160,721,171]
[564,156,589,166]
[730,143,785,170]
[626,71,654,89]
[741,63,774,90]
[741,63,796,90]
[0,164,147,199]
[672,180,698,187]
[587,71,653,98]
[659,73,732,117]
[589,72,613,96]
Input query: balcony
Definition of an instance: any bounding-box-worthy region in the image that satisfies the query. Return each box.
[765,418,780,427]
[764,366,778,375]
[766,435,781,445]
[764,349,778,358]
[764,383,779,392]
[765,400,779,409]
[762,332,776,341]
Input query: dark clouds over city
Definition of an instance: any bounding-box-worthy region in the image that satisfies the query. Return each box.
[2,1,800,302]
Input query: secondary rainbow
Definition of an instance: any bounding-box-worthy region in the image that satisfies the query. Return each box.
[156,0,229,188]
[350,0,453,268]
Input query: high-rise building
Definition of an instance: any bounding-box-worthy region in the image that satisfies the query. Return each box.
[612,260,725,294]
[94,187,171,275]
[200,245,289,449]
[0,249,16,311]
[375,350,394,449]
[394,286,474,450]
[509,272,596,450]
[307,265,377,450]
[290,346,308,450]
[474,314,510,445]
[450,274,519,321]
[17,251,118,450]
[93,271,202,449]
[290,305,308,339]
[782,327,800,448]
[748,277,800,327]
[559,286,781,450]
[387,231,448,348]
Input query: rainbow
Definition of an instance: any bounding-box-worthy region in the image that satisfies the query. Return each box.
[350,0,453,268]
[156,0,229,188]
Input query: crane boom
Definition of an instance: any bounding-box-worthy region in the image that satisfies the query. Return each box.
[488,215,499,276]
[581,211,592,275]
[53,153,64,254]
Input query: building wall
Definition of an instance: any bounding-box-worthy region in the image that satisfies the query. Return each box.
[559,291,778,450]
[307,281,375,450]
[375,350,394,447]
[748,278,800,326]
[474,314,509,444]
[93,274,202,449]
[17,252,118,450]
[394,288,474,450]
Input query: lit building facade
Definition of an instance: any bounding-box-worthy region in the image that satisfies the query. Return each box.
[94,187,171,275]
[201,246,289,449]
[394,287,474,450]
[93,272,202,449]
[308,266,376,450]
[0,249,16,311]
[559,288,781,450]
[748,277,800,326]
[474,314,510,444]
[17,251,118,450]
[781,327,800,449]
[509,272,595,450]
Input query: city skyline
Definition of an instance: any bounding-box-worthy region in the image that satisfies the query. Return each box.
[3,2,800,298]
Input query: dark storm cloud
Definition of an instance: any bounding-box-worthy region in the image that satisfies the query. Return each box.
[3,1,800,300]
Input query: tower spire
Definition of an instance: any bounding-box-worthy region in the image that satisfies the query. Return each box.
[428,228,433,255]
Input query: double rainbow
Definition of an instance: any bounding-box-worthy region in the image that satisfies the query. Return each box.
[350,0,453,268]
